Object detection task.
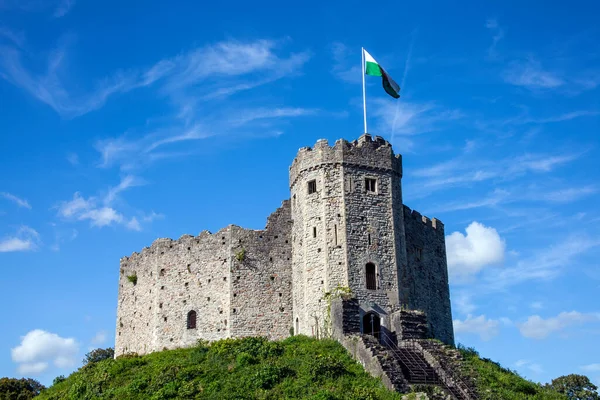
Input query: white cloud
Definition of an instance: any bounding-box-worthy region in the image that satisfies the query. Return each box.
[0,226,39,252]
[530,301,544,310]
[446,222,506,279]
[452,291,477,315]
[126,217,141,231]
[330,42,362,84]
[11,329,79,375]
[1,192,31,209]
[90,331,107,346]
[453,315,500,341]
[80,207,123,227]
[66,153,79,166]
[503,58,564,89]
[410,151,582,196]
[485,19,504,59]
[515,359,544,374]
[542,185,597,203]
[103,175,144,205]
[0,38,310,118]
[53,0,75,17]
[518,311,600,339]
[581,364,600,372]
[484,236,600,290]
[56,177,157,231]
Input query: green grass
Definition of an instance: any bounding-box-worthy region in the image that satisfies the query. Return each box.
[37,336,403,400]
[37,337,569,400]
[458,345,566,400]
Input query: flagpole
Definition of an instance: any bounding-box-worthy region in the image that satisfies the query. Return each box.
[361,47,367,133]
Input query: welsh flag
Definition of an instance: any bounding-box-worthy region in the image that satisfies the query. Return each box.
[364,49,400,99]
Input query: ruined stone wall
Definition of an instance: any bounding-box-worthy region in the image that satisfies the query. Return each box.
[116,202,293,356]
[229,201,293,339]
[402,205,454,345]
[116,229,232,356]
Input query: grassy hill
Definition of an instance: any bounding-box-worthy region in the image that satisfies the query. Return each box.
[36,336,567,400]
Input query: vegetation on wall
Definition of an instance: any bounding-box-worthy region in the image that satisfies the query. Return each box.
[126,273,137,285]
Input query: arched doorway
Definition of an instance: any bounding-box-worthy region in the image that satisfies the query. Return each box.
[362,312,381,340]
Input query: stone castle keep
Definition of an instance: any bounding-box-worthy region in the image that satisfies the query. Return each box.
[115,133,454,358]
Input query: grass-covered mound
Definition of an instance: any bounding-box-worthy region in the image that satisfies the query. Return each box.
[458,346,567,400]
[37,335,402,400]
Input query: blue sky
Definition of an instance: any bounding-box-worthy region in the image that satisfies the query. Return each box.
[1,0,599,388]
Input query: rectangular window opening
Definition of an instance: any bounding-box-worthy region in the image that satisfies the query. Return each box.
[308,180,317,194]
[368,233,371,245]
[365,178,377,193]
[313,227,317,238]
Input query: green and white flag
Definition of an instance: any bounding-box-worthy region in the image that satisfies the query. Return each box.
[364,49,400,99]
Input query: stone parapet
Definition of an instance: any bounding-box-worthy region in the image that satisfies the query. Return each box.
[289,133,402,188]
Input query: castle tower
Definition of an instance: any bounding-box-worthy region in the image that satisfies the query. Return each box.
[290,134,454,345]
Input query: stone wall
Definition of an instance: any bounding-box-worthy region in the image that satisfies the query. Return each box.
[229,201,293,339]
[116,202,293,356]
[402,205,454,345]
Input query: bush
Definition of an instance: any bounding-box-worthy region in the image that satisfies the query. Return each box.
[83,347,115,365]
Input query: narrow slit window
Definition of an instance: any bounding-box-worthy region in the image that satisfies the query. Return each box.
[313,227,317,238]
[187,310,197,329]
[308,180,317,194]
[365,178,377,193]
[366,263,377,290]
[416,247,423,261]
[368,233,371,245]
[334,224,338,245]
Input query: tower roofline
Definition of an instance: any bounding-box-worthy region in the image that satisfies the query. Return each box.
[289,133,402,188]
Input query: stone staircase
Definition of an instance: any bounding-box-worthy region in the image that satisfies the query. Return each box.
[360,333,478,400]
[360,334,410,393]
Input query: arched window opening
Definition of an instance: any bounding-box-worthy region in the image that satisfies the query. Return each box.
[366,263,377,290]
[295,317,299,335]
[187,310,197,329]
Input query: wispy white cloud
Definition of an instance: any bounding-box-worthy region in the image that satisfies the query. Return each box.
[370,98,462,151]
[485,19,504,60]
[515,359,544,375]
[483,236,600,290]
[330,42,361,84]
[90,331,107,346]
[530,301,544,310]
[454,314,500,341]
[452,291,477,315]
[0,26,25,49]
[580,364,600,373]
[542,185,597,203]
[518,311,600,339]
[503,58,564,89]
[66,153,79,166]
[411,151,582,195]
[56,176,150,230]
[1,192,31,209]
[11,329,79,375]
[446,221,506,280]
[0,226,39,252]
[0,38,311,118]
[53,0,75,17]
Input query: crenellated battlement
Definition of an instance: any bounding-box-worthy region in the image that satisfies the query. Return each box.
[121,201,291,265]
[403,205,444,234]
[289,133,402,188]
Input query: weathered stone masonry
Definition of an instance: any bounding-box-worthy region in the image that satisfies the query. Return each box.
[115,133,454,356]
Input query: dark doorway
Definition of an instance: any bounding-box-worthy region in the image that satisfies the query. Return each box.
[362,312,380,339]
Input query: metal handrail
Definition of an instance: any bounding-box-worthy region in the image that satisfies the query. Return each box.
[379,332,477,400]
[379,332,437,384]
[415,340,478,399]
